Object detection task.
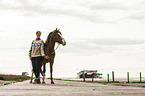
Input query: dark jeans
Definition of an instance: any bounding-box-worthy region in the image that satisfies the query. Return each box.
[31,57,42,78]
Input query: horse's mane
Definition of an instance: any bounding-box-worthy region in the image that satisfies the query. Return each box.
[45,32,53,46]
[45,30,62,46]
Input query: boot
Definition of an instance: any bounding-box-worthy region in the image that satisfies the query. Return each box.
[33,78,41,84]
[37,78,41,84]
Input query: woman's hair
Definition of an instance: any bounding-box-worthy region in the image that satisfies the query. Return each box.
[36,31,41,34]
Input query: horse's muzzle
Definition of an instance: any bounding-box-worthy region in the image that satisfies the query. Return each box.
[62,39,66,46]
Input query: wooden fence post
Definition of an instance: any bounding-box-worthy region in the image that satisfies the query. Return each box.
[107,74,109,83]
[92,73,94,82]
[127,72,129,83]
[112,71,115,82]
[140,72,142,83]
[83,71,85,81]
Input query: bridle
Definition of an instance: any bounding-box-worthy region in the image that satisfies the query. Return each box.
[51,31,63,54]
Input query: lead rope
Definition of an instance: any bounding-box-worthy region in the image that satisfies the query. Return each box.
[51,44,60,54]
[55,43,60,50]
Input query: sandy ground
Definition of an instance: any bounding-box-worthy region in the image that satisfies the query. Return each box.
[0,79,145,96]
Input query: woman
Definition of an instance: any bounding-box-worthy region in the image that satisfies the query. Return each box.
[29,31,48,84]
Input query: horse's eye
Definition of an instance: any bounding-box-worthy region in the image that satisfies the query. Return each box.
[54,37,57,39]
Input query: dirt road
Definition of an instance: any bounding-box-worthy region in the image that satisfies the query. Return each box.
[0,79,145,96]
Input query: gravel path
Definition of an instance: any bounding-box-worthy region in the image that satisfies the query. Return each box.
[0,79,145,96]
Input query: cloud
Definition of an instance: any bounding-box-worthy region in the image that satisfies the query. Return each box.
[78,0,145,23]
[90,38,145,45]
[0,0,99,23]
[82,1,127,10]
[58,38,145,56]
[0,0,144,23]
[127,12,145,20]
[84,0,145,10]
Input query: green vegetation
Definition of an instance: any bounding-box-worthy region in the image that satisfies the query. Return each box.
[51,78,145,87]
[0,74,30,82]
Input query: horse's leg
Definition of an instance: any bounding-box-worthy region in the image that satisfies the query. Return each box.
[40,67,43,76]
[50,62,55,84]
[42,63,46,84]
[30,69,33,83]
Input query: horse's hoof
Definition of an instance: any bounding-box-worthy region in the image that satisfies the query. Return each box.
[30,81,32,83]
[51,82,55,84]
[42,82,45,84]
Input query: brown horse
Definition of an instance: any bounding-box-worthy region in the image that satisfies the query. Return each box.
[30,28,66,84]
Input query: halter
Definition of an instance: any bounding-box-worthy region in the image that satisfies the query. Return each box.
[47,30,64,55]
[51,31,61,54]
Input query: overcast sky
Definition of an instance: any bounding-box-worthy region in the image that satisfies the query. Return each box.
[0,0,145,78]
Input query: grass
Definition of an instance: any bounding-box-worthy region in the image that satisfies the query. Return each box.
[51,78,145,87]
[52,78,120,83]
[0,74,30,82]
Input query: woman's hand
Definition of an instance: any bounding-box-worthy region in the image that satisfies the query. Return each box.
[44,56,49,59]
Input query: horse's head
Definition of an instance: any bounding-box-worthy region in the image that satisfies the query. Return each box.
[52,28,66,46]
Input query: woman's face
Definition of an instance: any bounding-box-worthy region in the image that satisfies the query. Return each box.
[36,32,41,38]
